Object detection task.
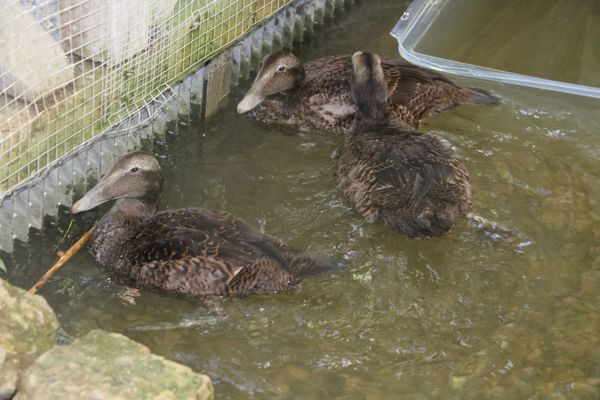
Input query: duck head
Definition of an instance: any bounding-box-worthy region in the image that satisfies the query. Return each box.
[350,51,387,109]
[71,152,163,214]
[237,50,305,114]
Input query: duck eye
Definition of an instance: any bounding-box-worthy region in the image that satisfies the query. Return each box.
[130,167,139,173]
[277,65,286,72]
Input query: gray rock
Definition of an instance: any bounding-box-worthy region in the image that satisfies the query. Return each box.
[0,357,20,400]
[0,279,59,399]
[15,330,213,400]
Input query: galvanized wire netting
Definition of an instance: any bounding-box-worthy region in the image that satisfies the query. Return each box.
[0,0,291,193]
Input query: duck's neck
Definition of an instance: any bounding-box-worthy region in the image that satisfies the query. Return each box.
[354,103,389,131]
[278,85,303,109]
[91,198,158,268]
[351,76,390,133]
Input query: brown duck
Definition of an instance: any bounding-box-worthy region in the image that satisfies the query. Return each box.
[71,152,338,298]
[337,52,472,238]
[237,50,497,135]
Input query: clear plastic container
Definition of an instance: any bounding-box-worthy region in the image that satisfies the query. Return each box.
[391,0,600,99]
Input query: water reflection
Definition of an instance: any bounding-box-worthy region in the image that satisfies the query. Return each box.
[5,0,600,399]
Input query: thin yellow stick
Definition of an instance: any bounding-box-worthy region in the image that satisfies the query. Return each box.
[28,226,95,295]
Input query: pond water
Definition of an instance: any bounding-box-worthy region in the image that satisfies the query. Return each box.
[5,0,600,398]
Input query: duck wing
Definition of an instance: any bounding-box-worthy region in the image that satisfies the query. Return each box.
[303,55,456,104]
[302,56,494,130]
[120,209,336,296]
[367,133,468,208]
[381,58,455,106]
[339,132,472,237]
[381,58,497,114]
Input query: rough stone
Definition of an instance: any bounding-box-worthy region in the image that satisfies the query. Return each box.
[0,279,60,399]
[15,330,213,400]
[0,357,19,400]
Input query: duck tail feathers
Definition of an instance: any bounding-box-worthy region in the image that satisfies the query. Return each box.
[459,87,499,105]
[284,252,343,278]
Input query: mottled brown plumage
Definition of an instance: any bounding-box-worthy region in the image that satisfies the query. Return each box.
[237,51,497,135]
[71,152,338,298]
[337,52,472,238]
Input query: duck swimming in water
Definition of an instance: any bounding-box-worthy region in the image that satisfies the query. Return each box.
[337,52,472,238]
[237,50,497,135]
[71,152,338,298]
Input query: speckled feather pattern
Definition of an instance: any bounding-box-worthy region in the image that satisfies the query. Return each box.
[249,55,494,135]
[90,208,334,297]
[338,130,472,237]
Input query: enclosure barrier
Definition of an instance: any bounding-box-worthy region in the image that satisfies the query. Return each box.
[0,0,350,253]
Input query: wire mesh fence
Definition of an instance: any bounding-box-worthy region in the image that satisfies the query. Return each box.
[0,0,292,194]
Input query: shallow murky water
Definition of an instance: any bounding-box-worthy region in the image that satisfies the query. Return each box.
[5,0,600,398]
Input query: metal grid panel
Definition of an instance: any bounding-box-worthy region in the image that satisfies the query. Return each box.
[0,0,345,252]
[0,0,292,194]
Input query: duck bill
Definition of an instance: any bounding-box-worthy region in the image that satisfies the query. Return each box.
[71,178,114,214]
[237,72,270,114]
[237,88,264,114]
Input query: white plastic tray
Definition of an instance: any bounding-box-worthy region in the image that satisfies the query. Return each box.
[391,0,600,99]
